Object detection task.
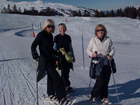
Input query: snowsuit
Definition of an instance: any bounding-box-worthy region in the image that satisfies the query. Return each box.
[31,30,66,101]
[86,36,115,99]
[54,34,74,88]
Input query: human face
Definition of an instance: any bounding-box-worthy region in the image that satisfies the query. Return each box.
[96,27,104,39]
[46,24,54,34]
[59,25,66,35]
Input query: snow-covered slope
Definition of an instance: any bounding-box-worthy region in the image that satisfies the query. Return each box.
[0,0,95,16]
[0,13,140,105]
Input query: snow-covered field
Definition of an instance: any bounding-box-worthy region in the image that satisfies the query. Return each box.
[0,13,140,105]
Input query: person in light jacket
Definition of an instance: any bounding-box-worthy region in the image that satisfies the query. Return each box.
[86,24,115,103]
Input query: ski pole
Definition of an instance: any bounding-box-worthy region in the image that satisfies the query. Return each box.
[81,30,85,68]
[87,51,97,98]
[36,61,39,105]
[109,60,120,105]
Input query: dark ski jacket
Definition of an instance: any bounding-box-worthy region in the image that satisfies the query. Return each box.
[90,56,108,79]
[31,30,56,82]
[54,34,73,70]
[90,57,117,79]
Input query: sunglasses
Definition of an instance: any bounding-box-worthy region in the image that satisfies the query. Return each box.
[97,29,104,32]
[47,25,54,29]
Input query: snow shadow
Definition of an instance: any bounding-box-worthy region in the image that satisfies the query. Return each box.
[109,78,140,104]
[67,87,95,105]
[15,29,33,37]
[67,78,140,105]
[0,57,29,62]
[0,26,30,33]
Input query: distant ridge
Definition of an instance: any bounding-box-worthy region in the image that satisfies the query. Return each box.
[0,0,95,16]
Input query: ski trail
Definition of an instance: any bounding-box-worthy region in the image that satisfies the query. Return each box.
[0,30,48,105]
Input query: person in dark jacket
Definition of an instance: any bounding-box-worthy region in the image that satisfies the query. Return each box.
[31,19,71,104]
[53,23,75,92]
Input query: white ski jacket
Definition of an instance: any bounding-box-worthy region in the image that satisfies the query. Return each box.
[86,36,115,58]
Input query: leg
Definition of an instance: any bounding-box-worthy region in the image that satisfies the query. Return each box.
[60,56,71,88]
[100,65,111,99]
[91,76,104,98]
[47,74,55,96]
[46,62,66,101]
[61,64,70,88]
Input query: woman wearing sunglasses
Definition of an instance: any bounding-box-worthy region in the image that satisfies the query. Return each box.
[53,23,75,92]
[31,19,72,104]
[86,24,115,104]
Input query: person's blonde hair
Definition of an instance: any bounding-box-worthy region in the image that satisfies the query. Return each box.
[42,19,55,33]
[95,24,107,37]
[58,23,67,31]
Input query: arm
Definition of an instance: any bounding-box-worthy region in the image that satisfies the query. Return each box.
[86,38,94,57]
[53,42,57,51]
[107,39,115,60]
[69,42,75,62]
[109,39,115,57]
[31,33,41,60]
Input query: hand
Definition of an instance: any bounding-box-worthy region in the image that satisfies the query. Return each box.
[36,57,39,61]
[92,52,97,57]
[56,61,58,66]
[73,57,75,62]
[107,55,112,60]
[32,52,39,60]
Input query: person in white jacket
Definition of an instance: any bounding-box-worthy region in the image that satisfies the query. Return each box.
[86,24,115,103]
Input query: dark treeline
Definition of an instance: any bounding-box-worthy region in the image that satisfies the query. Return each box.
[95,7,140,19]
[1,4,140,19]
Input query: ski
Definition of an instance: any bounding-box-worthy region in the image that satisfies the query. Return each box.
[69,99,76,105]
[102,102,112,105]
[41,94,76,105]
[42,99,76,105]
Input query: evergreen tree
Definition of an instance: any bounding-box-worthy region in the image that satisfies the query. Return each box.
[94,10,99,17]
[106,11,109,17]
[124,7,129,17]
[131,7,137,19]
[116,9,120,17]
[119,8,123,17]
[109,10,115,17]
[137,7,140,18]
[7,4,12,13]
[18,7,21,14]
[78,10,82,17]
[2,7,7,13]
[116,8,123,17]
[46,7,52,16]
[12,4,18,13]
[99,11,105,17]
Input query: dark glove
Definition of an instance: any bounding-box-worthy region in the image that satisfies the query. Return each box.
[32,52,39,61]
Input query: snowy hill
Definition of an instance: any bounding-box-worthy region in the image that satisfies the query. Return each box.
[0,0,95,16]
[0,12,140,105]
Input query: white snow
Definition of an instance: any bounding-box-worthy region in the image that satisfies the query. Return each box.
[0,12,140,105]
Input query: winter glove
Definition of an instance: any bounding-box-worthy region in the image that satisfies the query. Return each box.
[32,52,39,61]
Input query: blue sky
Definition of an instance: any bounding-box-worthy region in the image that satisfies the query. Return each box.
[12,0,140,11]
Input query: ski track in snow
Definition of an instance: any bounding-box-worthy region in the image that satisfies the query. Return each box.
[0,13,140,105]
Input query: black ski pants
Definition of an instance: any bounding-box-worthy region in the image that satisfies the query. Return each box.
[46,61,66,101]
[91,65,111,99]
[60,56,71,88]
